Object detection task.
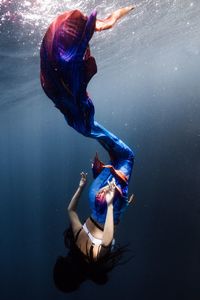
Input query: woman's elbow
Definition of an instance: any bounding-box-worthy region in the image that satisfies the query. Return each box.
[67,206,75,214]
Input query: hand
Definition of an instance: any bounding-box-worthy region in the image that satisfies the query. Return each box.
[105,178,117,206]
[115,5,136,19]
[79,172,87,188]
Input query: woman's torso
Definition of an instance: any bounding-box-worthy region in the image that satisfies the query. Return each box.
[75,217,113,261]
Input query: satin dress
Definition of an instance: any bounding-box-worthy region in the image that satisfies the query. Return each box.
[40,9,134,225]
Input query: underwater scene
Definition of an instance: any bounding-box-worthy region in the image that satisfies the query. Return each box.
[0,0,200,299]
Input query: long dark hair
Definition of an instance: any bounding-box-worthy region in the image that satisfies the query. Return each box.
[53,226,133,293]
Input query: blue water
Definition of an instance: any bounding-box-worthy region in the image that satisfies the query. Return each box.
[0,1,200,299]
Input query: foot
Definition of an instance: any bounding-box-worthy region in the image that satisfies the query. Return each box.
[126,5,136,12]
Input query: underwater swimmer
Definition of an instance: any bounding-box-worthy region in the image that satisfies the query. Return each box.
[40,5,135,262]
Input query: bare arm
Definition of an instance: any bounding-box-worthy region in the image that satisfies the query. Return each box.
[95,5,135,32]
[67,172,87,235]
[101,179,135,246]
[102,203,114,246]
[101,179,116,246]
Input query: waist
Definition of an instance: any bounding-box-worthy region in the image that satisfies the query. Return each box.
[82,223,102,246]
[90,216,104,231]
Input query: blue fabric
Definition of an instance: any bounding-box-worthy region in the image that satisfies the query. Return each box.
[88,121,134,224]
[40,9,135,225]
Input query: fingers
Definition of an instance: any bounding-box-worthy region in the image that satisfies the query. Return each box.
[110,178,116,189]
[80,172,87,180]
[107,178,116,191]
[79,172,87,187]
[80,171,87,176]
[98,178,117,194]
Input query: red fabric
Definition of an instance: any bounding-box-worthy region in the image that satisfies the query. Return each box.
[93,153,128,185]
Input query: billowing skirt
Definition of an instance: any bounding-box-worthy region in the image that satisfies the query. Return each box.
[40,9,134,225]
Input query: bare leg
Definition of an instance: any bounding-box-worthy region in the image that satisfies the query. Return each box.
[95,5,135,31]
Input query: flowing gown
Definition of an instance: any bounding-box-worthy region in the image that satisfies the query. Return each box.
[40,9,134,225]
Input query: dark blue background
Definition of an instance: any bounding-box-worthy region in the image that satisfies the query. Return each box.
[0,1,200,299]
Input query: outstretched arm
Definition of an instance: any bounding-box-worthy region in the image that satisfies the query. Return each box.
[95,5,135,32]
[67,172,87,235]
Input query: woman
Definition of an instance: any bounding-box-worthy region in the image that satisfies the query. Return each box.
[40,5,135,263]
